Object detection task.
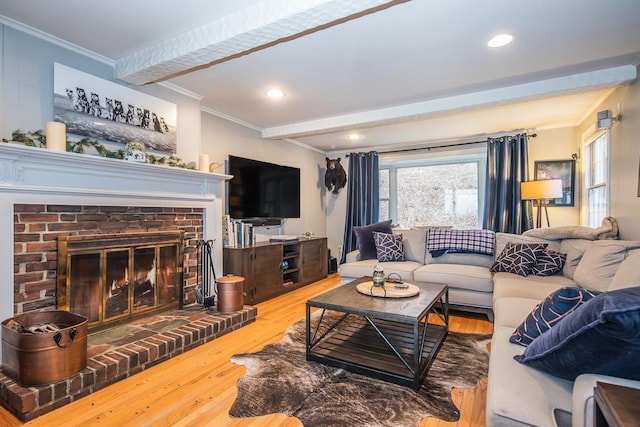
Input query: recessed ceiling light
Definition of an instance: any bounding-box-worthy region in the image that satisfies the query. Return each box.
[488,34,514,48]
[346,133,362,141]
[265,88,285,99]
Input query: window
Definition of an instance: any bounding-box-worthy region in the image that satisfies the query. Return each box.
[583,131,609,227]
[379,168,390,222]
[380,156,483,229]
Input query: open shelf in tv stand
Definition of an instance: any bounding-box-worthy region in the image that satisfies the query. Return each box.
[222,237,328,305]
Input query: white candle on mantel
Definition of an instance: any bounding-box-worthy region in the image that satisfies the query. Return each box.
[198,154,210,172]
[46,121,66,151]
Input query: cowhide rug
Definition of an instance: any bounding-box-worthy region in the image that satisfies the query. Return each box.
[230,311,490,427]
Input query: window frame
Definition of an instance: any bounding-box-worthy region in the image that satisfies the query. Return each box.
[379,152,486,228]
[581,127,610,227]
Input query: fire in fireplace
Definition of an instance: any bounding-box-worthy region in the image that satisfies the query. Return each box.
[57,232,184,332]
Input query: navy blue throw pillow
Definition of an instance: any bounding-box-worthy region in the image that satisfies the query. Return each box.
[514,286,640,381]
[532,250,566,276]
[490,243,547,276]
[353,220,393,261]
[510,287,600,347]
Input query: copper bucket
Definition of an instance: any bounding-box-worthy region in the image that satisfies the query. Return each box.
[1,310,88,386]
[216,274,245,313]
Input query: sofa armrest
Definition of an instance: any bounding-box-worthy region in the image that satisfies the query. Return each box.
[344,250,359,263]
[572,374,640,427]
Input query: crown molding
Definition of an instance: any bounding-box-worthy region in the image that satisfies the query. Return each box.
[0,15,114,65]
[200,106,262,132]
[156,81,203,101]
[200,107,325,153]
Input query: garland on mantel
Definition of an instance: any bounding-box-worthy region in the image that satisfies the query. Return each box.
[2,129,196,169]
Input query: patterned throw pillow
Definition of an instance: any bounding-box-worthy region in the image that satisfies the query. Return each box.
[510,286,600,346]
[373,232,404,262]
[490,242,547,276]
[532,250,567,276]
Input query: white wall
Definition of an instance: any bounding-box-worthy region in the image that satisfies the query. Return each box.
[578,72,640,240]
[200,113,328,239]
[0,25,202,164]
[527,126,581,227]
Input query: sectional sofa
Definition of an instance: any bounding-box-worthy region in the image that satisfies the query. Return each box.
[340,225,640,426]
[341,227,496,319]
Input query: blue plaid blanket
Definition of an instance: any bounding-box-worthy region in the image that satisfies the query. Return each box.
[426,228,495,257]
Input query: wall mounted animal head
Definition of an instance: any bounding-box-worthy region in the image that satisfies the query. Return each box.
[325,157,347,194]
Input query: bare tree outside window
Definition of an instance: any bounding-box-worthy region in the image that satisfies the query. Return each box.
[379,168,390,221]
[392,162,478,229]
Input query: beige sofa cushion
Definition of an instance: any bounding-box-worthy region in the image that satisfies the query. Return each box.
[338,259,422,282]
[394,228,426,263]
[559,239,591,279]
[423,251,494,267]
[414,264,493,293]
[607,249,640,291]
[572,241,640,292]
[447,288,494,309]
[494,297,540,329]
[492,272,573,302]
[486,327,573,427]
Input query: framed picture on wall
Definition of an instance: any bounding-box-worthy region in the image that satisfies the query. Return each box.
[534,159,575,206]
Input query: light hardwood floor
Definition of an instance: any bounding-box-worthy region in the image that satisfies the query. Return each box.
[0,274,493,427]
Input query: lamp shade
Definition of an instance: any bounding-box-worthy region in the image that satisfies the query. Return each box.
[521,179,563,200]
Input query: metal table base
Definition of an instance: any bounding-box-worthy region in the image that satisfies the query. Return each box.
[306,283,448,389]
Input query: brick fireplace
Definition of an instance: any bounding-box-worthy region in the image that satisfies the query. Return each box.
[0,143,230,346]
[0,143,256,421]
[14,206,194,332]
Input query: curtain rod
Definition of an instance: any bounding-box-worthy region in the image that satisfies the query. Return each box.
[373,132,537,155]
[377,139,485,155]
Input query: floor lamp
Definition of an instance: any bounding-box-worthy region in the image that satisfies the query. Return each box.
[521,179,563,228]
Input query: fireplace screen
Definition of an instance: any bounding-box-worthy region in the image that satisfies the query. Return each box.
[58,232,184,331]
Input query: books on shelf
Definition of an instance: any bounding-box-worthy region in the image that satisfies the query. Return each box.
[222,217,255,247]
[221,215,231,247]
[222,218,301,247]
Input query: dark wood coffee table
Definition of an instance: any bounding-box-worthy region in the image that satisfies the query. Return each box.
[306,277,448,389]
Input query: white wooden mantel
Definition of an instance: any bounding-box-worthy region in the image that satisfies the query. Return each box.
[0,143,231,363]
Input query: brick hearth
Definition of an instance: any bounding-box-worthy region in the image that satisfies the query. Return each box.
[0,306,257,421]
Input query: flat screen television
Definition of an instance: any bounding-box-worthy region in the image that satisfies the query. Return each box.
[227,155,301,220]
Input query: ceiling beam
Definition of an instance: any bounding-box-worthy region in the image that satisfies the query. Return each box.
[115,0,405,86]
[261,65,638,139]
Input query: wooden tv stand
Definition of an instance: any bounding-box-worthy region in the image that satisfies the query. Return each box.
[223,237,328,305]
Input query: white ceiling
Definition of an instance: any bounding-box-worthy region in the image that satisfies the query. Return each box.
[1,0,639,153]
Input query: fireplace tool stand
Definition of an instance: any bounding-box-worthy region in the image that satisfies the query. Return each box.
[195,239,217,309]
